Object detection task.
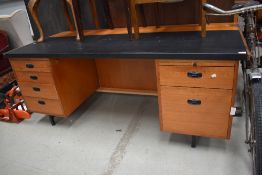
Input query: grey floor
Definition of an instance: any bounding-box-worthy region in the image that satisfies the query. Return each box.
[0,1,252,175]
[0,69,253,175]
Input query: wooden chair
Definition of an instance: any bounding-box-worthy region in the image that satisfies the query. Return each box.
[130,0,207,39]
[28,0,100,42]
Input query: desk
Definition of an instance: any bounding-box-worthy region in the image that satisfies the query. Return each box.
[5,30,246,140]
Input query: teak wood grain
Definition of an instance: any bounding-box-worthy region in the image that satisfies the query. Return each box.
[158,65,235,89]
[95,59,157,91]
[50,59,98,116]
[18,82,59,100]
[10,59,51,72]
[160,86,232,115]
[158,60,237,67]
[11,58,99,117]
[162,120,229,138]
[97,87,157,96]
[156,59,239,139]
[15,72,54,84]
[24,97,64,116]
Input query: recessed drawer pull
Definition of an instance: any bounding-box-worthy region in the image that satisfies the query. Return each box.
[187,99,202,105]
[187,71,202,78]
[30,75,38,80]
[26,64,34,68]
[38,100,46,105]
[33,87,41,92]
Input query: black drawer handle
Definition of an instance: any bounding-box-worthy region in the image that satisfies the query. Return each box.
[187,99,201,105]
[187,71,202,78]
[38,100,46,105]
[33,87,40,92]
[30,75,38,80]
[26,64,34,68]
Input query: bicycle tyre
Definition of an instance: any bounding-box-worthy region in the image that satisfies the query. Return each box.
[251,81,262,175]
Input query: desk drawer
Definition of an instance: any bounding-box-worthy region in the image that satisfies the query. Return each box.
[158,66,235,89]
[24,97,64,116]
[16,72,54,84]
[160,86,232,115]
[160,86,232,138]
[162,120,228,138]
[19,82,59,99]
[158,60,236,67]
[10,59,51,72]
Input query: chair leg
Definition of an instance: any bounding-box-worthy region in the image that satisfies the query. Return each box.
[124,0,133,40]
[66,0,84,41]
[102,0,114,29]
[28,0,44,42]
[200,0,207,38]
[89,0,100,29]
[130,0,139,39]
[63,0,75,31]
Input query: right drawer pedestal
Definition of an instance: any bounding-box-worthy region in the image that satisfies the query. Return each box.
[156,60,238,139]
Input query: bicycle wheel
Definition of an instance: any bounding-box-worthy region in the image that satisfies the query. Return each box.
[251,81,262,175]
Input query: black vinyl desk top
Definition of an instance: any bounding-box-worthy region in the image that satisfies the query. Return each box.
[5,30,246,60]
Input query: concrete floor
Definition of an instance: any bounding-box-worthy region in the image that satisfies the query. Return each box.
[0,1,253,175]
[0,70,253,175]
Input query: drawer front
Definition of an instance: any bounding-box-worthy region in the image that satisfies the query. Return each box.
[24,97,64,116]
[160,86,232,138]
[16,72,54,84]
[158,66,235,89]
[158,60,236,67]
[162,120,228,138]
[19,82,59,99]
[10,59,51,72]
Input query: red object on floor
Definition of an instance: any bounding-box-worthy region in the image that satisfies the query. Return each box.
[0,85,31,123]
[0,30,11,75]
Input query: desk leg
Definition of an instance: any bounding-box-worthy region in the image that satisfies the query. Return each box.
[49,116,56,126]
[191,136,198,148]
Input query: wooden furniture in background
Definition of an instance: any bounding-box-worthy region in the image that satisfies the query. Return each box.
[28,0,100,42]
[130,0,207,39]
[9,58,98,117]
[156,60,238,138]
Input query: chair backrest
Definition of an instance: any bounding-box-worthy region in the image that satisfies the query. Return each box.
[0,10,33,48]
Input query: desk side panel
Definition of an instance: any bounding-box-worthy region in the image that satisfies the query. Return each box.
[51,59,99,116]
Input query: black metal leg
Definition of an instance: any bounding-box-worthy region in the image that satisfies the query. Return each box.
[191,136,198,148]
[49,116,56,126]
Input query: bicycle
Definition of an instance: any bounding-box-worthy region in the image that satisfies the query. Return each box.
[203,1,262,175]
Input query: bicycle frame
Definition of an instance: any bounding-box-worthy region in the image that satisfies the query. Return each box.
[203,2,262,174]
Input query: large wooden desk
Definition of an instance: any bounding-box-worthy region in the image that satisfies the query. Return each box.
[5,29,246,140]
